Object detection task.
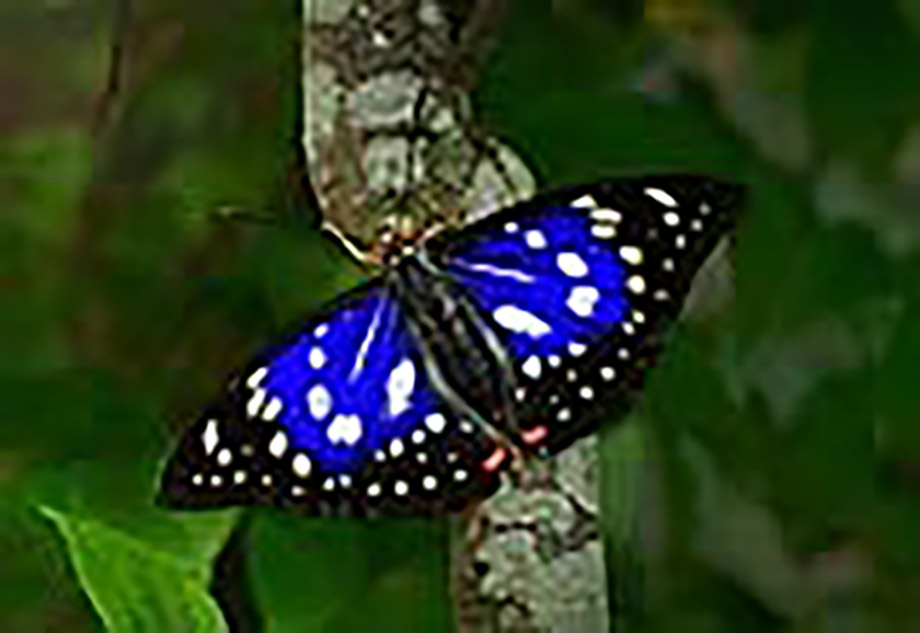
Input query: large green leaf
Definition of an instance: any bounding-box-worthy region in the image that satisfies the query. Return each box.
[40,506,229,633]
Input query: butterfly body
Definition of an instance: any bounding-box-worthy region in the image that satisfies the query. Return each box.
[159,176,741,515]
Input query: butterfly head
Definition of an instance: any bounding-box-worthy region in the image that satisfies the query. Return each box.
[369,212,447,267]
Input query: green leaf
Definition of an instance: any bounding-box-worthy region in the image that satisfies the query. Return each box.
[39,505,228,633]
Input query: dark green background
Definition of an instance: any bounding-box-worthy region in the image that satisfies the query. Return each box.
[1,0,917,630]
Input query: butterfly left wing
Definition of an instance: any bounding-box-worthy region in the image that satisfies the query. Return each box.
[158,278,504,515]
[425,175,742,454]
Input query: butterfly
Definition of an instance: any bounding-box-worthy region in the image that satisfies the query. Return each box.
[158,175,742,515]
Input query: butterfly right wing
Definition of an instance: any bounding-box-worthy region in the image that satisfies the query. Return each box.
[158,277,503,515]
[424,176,741,455]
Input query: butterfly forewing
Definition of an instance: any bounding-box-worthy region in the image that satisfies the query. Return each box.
[427,176,742,454]
[159,279,502,515]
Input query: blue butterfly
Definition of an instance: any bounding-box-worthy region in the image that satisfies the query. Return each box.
[158,176,742,515]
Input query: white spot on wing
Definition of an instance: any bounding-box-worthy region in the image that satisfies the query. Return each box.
[422,475,437,490]
[570,194,598,208]
[217,448,232,466]
[493,305,552,337]
[504,221,519,233]
[664,211,680,227]
[566,286,600,317]
[386,357,416,417]
[644,187,678,207]
[556,252,589,278]
[521,355,542,379]
[262,396,283,422]
[246,367,268,389]
[591,225,616,239]
[202,419,219,455]
[327,414,362,446]
[306,384,332,420]
[524,229,547,249]
[568,342,587,357]
[424,413,446,433]
[308,347,326,369]
[246,388,266,418]
[389,438,405,458]
[590,208,622,223]
[246,367,267,389]
[269,430,288,457]
[627,275,646,294]
[619,246,643,265]
[292,453,311,477]
[394,480,409,495]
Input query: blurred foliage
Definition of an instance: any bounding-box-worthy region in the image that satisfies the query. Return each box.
[0,0,918,631]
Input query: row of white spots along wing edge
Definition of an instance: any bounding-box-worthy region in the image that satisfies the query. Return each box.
[195,421,456,494]
[210,350,451,469]
[574,187,698,243]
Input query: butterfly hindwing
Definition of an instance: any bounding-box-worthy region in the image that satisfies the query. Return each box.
[158,279,503,515]
[428,175,742,454]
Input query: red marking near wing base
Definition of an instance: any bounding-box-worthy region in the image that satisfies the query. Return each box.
[520,425,548,445]
[482,447,508,472]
